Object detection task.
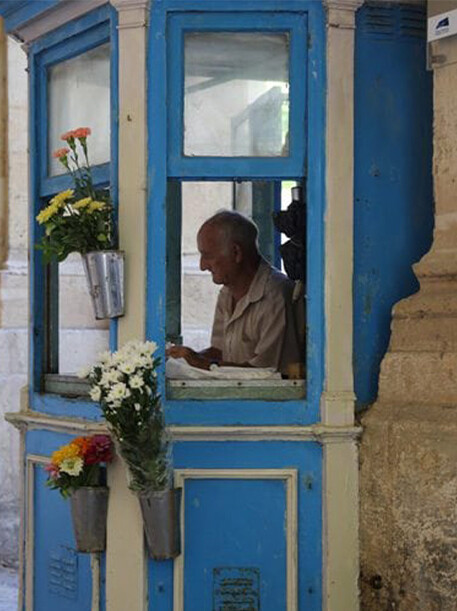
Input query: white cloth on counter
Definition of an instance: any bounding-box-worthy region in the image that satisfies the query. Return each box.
[166,357,282,380]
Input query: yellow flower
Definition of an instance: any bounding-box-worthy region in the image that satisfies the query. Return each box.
[73,197,92,210]
[51,442,81,467]
[49,189,74,208]
[88,201,106,213]
[36,202,59,224]
[59,456,84,476]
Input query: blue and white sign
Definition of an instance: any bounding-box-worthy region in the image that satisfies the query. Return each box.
[428,8,457,42]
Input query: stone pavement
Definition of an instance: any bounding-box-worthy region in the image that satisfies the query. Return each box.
[0,565,17,611]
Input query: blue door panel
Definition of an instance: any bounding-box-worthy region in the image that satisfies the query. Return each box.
[32,465,93,610]
[26,430,105,611]
[184,478,287,609]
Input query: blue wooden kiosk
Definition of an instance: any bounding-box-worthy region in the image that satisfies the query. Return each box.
[0,1,432,609]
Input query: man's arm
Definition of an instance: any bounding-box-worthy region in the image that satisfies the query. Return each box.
[166,345,252,370]
[166,345,222,370]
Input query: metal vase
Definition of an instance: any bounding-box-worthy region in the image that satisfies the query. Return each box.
[139,488,181,560]
[81,250,125,319]
[70,487,109,553]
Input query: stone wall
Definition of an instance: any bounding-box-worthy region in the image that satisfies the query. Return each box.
[0,35,27,568]
[359,4,457,608]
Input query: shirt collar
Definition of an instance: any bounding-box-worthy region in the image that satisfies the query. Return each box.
[226,258,270,324]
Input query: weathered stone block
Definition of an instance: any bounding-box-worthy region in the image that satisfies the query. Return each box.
[360,403,457,611]
[378,352,457,405]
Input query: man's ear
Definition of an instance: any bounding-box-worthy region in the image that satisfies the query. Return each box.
[233,242,243,263]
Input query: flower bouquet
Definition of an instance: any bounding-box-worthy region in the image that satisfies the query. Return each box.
[36,128,124,319]
[86,340,180,559]
[45,434,113,552]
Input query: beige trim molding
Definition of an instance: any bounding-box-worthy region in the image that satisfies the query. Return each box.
[25,455,49,611]
[110,0,150,29]
[173,469,298,611]
[323,0,360,427]
[5,410,108,434]
[5,411,362,442]
[323,1,361,608]
[105,0,149,606]
[170,424,361,442]
[14,0,107,45]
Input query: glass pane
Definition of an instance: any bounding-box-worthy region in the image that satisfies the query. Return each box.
[184,33,289,157]
[59,254,109,374]
[181,182,229,349]
[48,43,110,176]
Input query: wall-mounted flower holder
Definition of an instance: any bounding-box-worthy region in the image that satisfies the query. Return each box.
[82,250,125,319]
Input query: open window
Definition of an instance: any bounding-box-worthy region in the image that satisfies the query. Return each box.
[30,9,117,395]
[164,12,308,400]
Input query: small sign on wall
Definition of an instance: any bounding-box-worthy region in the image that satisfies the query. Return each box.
[428,8,457,42]
[213,567,260,610]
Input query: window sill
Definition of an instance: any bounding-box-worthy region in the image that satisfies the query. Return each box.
[166,379,305,401]
[44,374,90,398]
[43,374,306,402]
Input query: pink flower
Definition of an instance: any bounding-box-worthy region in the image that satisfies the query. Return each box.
[52,147,70,159]
[60,130,76,142]
[73,127,91,139]
[45,463,60,480]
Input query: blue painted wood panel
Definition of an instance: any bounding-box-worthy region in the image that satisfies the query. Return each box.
[184,478,287,609]
[32,465,93,610]
[353,2,433,407]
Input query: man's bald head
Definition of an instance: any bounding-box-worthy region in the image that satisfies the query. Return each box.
[199,210,259,258]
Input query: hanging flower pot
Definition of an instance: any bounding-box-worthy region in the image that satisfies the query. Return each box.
[85,340,182,561]
[82,250,125,319]
[70,486,109,553]
[35,128,124,320]
[44,434,114,553]
[139,488,181,560]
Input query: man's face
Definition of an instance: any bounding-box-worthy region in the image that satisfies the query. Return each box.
[197,224,238,286]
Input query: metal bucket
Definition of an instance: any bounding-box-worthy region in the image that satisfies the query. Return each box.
[139,488,181,560]
[82,250,125,319]
[70,487,109,553]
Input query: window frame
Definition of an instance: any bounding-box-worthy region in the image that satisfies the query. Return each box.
[29,5,118,405]
[167,11,307,179]
[147,1,326,426]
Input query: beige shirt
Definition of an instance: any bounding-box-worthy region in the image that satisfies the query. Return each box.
[211,259,303,374]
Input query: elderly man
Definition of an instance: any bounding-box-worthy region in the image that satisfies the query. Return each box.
[167,210,302,375]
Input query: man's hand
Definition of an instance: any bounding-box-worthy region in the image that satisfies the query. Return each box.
[166,345,213,370]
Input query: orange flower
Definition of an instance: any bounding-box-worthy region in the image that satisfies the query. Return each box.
[72,436,91,457]
[73,127,91,139]
[52,147,70,159]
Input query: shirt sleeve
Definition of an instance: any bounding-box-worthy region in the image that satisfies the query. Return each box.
[248,292,286,370]
[210,290,225,351]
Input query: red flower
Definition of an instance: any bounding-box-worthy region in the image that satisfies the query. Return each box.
[85,435,113,465]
